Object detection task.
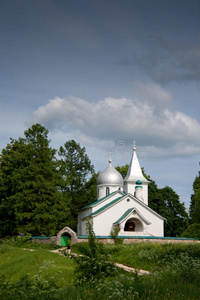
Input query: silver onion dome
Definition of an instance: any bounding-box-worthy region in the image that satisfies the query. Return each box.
[97,162,123,186]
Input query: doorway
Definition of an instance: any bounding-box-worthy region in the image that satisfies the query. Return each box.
[124,220,135,231]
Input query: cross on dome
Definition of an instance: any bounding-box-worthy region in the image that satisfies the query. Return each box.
[109,150,112,163]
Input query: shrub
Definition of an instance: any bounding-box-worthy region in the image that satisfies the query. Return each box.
[181,223,200,239]
[72,221,118,284]
[111,227,123,245]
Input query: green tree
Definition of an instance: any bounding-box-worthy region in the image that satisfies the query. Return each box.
[142,169,166,216]
[116,164,129,178]
[0,138,27,236]
[58,140,94,230]
[160,186,188,237]
[190,174,200,224]
[181,223,200,239]
[0,124,60,236]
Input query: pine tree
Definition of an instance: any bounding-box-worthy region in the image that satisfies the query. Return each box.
[189,167,200,224]
[0,124,60,236]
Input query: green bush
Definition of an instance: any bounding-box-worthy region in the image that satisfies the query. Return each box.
[72,221,118,284]
[111,227,123,244]
[181,223,200,239]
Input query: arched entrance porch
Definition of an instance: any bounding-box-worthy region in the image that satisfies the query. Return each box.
[124,218,144,232]
[56,227,77,246]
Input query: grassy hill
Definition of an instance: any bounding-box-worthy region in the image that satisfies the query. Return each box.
[0,237,200,299]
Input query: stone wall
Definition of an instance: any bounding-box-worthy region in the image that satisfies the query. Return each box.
[77,237,200,244]
[31,234,200,246]
[31,236,57,244]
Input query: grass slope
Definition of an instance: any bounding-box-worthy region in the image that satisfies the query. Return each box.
[1,238,200,299]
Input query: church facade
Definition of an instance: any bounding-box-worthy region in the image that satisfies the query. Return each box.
[77,144,165,237]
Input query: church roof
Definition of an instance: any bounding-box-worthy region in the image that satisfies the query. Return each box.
[97,158,123,186]
[113,208,133,224]
[79,190,119,210]
[113,207,151,225]
[124,142,149,183]
[85,195,124,218]
[83,193,166,221]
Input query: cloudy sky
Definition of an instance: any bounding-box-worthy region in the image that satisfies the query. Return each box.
[1,0,200,209]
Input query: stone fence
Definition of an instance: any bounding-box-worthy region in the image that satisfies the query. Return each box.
[77,236,200,244]
[30,231,200,246]
[31,236,57,244]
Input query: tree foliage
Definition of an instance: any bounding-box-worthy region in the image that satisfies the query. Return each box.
[181,223,200,239]
[0,125,97,237]
[57,140,95,230]
[0,124,61,236]
[190,174,200,224]
[159,186,188,237]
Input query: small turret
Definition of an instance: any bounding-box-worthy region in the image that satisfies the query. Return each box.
[135,180,143,201]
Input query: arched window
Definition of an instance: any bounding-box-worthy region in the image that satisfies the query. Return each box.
[106,187,110,196]
[124,220,135,231]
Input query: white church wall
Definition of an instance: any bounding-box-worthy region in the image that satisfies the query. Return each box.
[98,185,123,200]
[77,208,92,235]
[92,196,164,237]
[92,197,142,236]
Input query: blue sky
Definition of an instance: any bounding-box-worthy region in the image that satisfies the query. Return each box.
[0,0,200,209]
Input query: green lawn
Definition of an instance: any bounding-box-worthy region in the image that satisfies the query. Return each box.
[0,245,74,286]
[1,238,200,299]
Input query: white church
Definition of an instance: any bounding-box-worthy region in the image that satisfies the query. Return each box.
[78,144,166,237]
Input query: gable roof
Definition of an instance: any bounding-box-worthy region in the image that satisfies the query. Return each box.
[83,192,166,221]
[79,190,123,210]
[113,207,151,225]
[83,195,125,219]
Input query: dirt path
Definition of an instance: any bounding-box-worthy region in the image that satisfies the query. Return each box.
[114,262,150,275]
[50,248,150,275]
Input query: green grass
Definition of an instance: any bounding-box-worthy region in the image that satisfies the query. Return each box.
[72,242,200,270]
[1,240,200,299]
[0,245,74,287]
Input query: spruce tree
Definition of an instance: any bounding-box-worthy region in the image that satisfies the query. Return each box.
[190,168,200,224]
[0,124,60,236]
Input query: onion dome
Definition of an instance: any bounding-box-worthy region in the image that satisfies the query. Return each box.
[97,158,123,186]
[135,180,143,188]
[136,180,142,184]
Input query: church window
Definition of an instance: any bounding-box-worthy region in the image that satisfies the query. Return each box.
[106,187,110,196]
[127,198,130,202]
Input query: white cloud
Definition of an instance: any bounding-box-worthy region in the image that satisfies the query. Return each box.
[29,89,200,158]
